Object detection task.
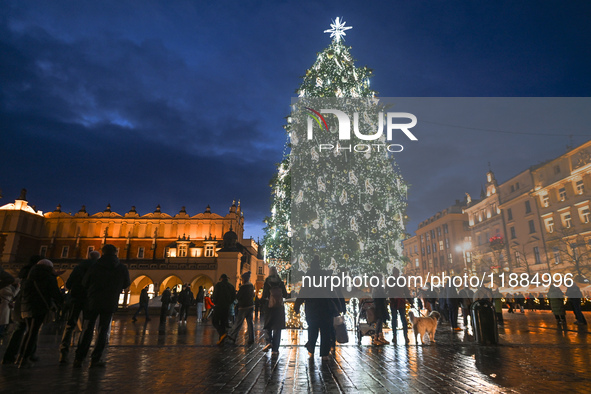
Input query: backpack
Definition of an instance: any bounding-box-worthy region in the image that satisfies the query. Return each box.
[268,285,284,309]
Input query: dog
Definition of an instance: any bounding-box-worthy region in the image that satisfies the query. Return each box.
[408,310,440,345]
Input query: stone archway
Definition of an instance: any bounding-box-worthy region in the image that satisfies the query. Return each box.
[190,274,215,296]
[129,275,155,305]
[159,275,184,294]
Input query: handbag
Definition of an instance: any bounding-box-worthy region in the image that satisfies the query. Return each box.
[333,315,349,344]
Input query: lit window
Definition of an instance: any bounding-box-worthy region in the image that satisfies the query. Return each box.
[576,180,584,195]
[580,207,590,224]
[559,187,567,201]
[205,244,215,257]
[178,244,187,257]
[563,213,572,228]
[61,246,69,258]
[542,194,550,207]
[439,240,444,251]
[415,258,419,267]
[545,218,554,233]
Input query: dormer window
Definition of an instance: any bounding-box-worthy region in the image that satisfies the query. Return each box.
[205,244,215,257]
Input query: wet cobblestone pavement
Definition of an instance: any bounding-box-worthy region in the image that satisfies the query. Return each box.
[1,310,590,393]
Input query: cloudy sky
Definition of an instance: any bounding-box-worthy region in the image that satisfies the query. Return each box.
[1,1,591,241]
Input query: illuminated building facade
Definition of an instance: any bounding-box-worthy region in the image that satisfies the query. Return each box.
[0,193,268,305]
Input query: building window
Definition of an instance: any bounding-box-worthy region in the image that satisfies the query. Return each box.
[437,227,441,237]
[507,208,513,221]
[563,213,572,228]
[525,201,531,214]
[477,235,482,246]
[534,247,541,264]
[258,265,264,275]
[87,246,94,258]
[514,251,521,267]
[414,245,418,254]
[427,245,431,254]
[554,165,561,174]
[433,257,438,270]
[553,247,561,264]
[559,187,567,201]
[542,194,550,208]
[580,207,590,224]
[545,217,554,233]
[178,244,187,257]
[415,258,419,267]
[576,180,584,195]
[439,240,444,251]
[420,235,424,243]
[516,182,520,190]
[445,238,450,249]
[529,220,536,233]
[510,185,515,192]
[433,243,437,254]
[510,227,516,239]
[61,246,69,258]
[40,246,48,257]
[430,230,435,239]
[421,247,425,255]
[426,233,430,241]
[138,247,145,259]
[205,245,214,257]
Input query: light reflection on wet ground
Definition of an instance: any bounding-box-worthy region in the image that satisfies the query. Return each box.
[0,310,589,393]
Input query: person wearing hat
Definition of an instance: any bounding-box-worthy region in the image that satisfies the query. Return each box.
[211,274,236,345]
[227,272,255,345]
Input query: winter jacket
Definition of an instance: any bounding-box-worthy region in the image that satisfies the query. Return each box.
[212,279,236,308]
[82,254,131,313]
[547,286,566,316]
[566,284,583,299]
[263,275,288,330]
[179,289,194,305]
[236,282,255,308]
[196,288,205,303]
[20,264,62,318]
[139,288,149,306]
[161,289,172,304]
[66,258,96,301]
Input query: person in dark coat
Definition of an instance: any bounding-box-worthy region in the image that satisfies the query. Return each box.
[74,244,130,368]
[371,274,390,346]
[445,282,461,331]
[132,286,151,323]
[59,250,100,363]
[227,272,255,344]
[178,285,194,323]
[566,282,587,325]
[263,267,287,354]
[160,287,172,324]
[2,255,42,365]
[295,256,339,356]
[548,285,566,326]
[211,274,236,345]
[388,267,411,344]
[195,286,205,322]
[17,259,63,368]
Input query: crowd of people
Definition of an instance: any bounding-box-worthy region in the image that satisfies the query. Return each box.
[0,251,589,369]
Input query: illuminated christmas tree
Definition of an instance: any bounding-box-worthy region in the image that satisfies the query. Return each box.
[264,18,407,278]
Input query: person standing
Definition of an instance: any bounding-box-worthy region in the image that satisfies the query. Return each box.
[74,244,130,368]
[445,282,461,331]
[178,285,194,323]
[263,267,288,355]
[492,288,504,325]
[566,282,588,325]
[0,278,20,341]
[388,267,411,344]
[168,288,179,317]
[160,287,172,324]
[371,275,390,346]
[458,285,474,328]
[211,274,236,345]
[2,255,41,365]
[195,286,205,322]
[227,272,255,345]
[132,286,151,323]
[17,259,63,368]
[59,250,100,363]
[548,285,567,326]
[204,292,214,322]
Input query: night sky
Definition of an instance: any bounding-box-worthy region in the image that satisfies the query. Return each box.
[2,1,591,240]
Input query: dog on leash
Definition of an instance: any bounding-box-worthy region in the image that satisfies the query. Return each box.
[408,311,440,345]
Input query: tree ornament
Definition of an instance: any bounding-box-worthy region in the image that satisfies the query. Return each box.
[317,176,326,192]
[348,170,358,185]
[323,17,353,43]
[339,189,348,205]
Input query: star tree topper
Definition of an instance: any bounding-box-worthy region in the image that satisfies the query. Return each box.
[324,17,352,42]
